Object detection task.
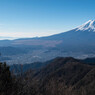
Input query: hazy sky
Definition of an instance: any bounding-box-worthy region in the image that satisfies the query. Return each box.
[0,0,95,39]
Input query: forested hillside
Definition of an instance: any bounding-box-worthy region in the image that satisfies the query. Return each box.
[0,57,95,95]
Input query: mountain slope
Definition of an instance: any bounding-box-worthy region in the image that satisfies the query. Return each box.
[1,20,95,64]
[31,57,95,95]
[34,57,92,83]
[1,20,95,47]
[13,20,95,47]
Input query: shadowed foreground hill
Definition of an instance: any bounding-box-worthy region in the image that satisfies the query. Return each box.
[33,57,94,95]
[73,67,95,95]
[0,57,95,95]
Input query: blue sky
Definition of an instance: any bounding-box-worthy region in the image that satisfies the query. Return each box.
[0,0,95,39]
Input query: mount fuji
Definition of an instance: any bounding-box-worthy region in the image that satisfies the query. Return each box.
[76,20,95,31]
[1,20,95,47]
[13,20,95,58]
[1,20,95,64]
[13,20,95,47]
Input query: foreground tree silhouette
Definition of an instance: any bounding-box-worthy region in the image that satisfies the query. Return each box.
[0,62,12,95]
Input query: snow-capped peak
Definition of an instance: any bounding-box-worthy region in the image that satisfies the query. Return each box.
[76,20,95,31]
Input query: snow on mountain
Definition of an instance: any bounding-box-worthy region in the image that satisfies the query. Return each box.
[76,20,95,31]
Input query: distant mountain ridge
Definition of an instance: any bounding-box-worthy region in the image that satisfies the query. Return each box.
[10,57,95,73]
